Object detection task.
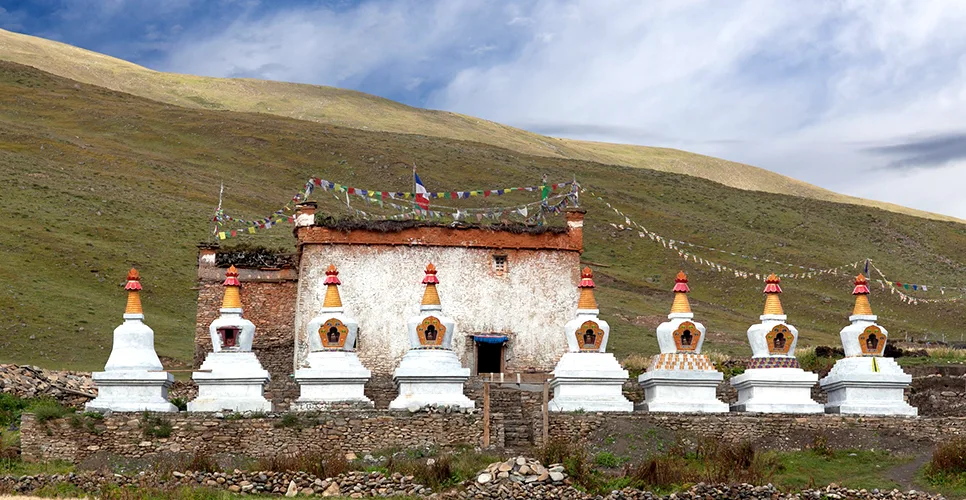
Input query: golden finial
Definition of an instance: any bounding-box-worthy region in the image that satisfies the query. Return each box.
[322,264,343,308]
[852,273,873,316]
[670,271,692,314]
[577,267,598,310]
[222,265,242,309]
[421,263,441,306]
[124,268,143,314]
[762,273,784,316]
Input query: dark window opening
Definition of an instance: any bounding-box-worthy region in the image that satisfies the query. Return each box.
[425,325,438,342]
[866,333,879,351]
[476,342,504,374]
[326,326,341,344]
[680,329,692,346]
[218,327,238,348]
[773,332,786,350]
[493,254,508,274]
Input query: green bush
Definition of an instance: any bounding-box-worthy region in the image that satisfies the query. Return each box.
[594,451,623,468]
[0,393,30,427]
[142,413,173,438]
[30,399,71,423]
[273,412,301,429]
[170,397,188,412]
[927,438,966,480]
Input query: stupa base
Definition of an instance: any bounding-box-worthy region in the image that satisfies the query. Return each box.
[389,349,473,410]
[86,370,177,413]
[189,352,272,413]
[730,367,824,414]
[820,357,917,416]
[548,352,633,413]
[294,351,373,408]
[638,367,728,413]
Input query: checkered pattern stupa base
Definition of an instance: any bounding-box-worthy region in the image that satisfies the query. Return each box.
[747,357,800,369]
[648,353,716,371]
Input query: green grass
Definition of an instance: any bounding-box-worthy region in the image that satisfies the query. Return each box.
[772,449,906,491]
[0,457,75,476]
[1,60,966,371]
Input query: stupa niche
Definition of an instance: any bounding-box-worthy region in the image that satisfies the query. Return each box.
[548,267,633,412]
[86,269,177,412]
[638,272,728,412]
[730,274,824,414]
[820,274,916,415]
[293,265,373,408]
[389,264,474,410]
[188,266,272,412]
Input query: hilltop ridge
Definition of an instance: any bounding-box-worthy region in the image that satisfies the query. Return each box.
[0,27,957,224]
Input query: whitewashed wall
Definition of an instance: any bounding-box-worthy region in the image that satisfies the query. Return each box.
[294,245,580,375]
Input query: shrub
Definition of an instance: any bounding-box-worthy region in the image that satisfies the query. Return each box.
[594,451,623,468]
[631,452,694,490]
[929,438,966,476]
[273,413,301,429]
[257,451,349,478]
[0,394,30,427]
[170,397,188,412]
[142,413,173,438]
[30,400,70,423]
[696,439,780,485]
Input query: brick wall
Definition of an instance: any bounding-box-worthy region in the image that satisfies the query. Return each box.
[22,411,504,464]
[195,279,299,410]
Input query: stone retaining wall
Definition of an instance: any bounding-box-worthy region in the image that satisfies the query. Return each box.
[22,411,504,464]
[534,412,965,453]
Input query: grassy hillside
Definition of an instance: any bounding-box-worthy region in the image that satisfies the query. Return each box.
[1,61,966,372]
[0,27,958,224]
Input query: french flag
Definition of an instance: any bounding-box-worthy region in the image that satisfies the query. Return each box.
[414,171,430,210]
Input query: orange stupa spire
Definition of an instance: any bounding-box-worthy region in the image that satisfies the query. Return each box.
[577,267,598,310]
[670,271,692,314]
[322,264,343,308]
[421,263,441,306]
[222,265,242,309]
[124,268,143,315]
[852,273,873,316]
[762,274,784,316]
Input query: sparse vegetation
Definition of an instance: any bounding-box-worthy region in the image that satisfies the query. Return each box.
[1,58,966,374]
[141,413,173,439]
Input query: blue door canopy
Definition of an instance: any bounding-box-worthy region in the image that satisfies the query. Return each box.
[473,335,508,344]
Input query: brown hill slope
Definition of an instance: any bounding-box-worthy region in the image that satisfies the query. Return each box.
[1,61,965,372]
[0,27,956,223]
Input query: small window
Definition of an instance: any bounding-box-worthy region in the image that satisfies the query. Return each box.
[218,327,238,348]
[493,254,508,274]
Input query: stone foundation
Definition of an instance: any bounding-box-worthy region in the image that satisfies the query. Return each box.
[534,412,962,453]
[21,411,504,464]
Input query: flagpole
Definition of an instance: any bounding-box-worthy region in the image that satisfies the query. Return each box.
[412,162,418,217]
[209,182,224,243]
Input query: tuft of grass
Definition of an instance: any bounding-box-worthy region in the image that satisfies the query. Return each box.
[170,397,189,412]
[141,412,173,439]
[257,451,349,478]
[273,412,301,429]
[621,354,652,379]
[29,399,71,423]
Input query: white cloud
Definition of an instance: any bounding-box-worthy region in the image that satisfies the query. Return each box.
[152,0,966,217]
[429,0,966,218]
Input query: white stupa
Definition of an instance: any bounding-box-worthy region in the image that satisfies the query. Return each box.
[730,274,824,414]
[638,272,728,413]
[548,267,633,412]
[389,264,473,410]
[820,274,916,416]
[86,269,177,412]
[293,264,372,409]
[188,266,272,412]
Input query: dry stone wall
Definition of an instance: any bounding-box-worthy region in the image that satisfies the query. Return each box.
[535,412,965,453]
[22,411,503,464]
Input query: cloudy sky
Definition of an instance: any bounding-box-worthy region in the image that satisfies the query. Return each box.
[4,0,966,217]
